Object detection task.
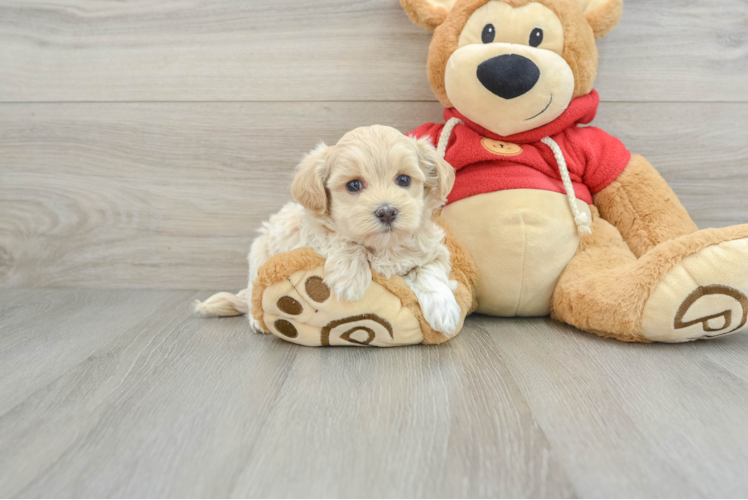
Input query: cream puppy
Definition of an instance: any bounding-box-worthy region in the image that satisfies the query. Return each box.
[196,125,462,336]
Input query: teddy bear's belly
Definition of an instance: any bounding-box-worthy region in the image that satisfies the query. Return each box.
[442,189,591,317]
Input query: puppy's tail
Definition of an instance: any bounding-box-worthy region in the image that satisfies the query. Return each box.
[194,289,249,317]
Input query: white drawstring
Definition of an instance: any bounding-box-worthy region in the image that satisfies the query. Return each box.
[540,137,591,235]
[437,118,463,158]
[436,122,591,236]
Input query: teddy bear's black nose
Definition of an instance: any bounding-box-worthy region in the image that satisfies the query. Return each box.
[477,54,540,99]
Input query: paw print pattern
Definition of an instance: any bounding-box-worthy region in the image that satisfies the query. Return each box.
[320,314,393,346]
[674,285,748,339]
[273,318,298,338]
[305,276,330,303]
[260,267,424,347]
[272,296,304,338]
[276,296,302,315]
[271,276,392,345]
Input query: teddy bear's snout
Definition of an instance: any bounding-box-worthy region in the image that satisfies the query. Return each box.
[476,54,540,100]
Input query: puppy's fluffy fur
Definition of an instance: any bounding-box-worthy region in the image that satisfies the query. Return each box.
[196,125,462,335]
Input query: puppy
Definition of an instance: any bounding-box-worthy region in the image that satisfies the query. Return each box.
[196,125,462,336]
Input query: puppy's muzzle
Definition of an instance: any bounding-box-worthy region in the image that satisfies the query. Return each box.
[477,54,540,99]
[375,205,398,225]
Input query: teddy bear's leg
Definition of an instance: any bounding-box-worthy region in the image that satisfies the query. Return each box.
[251,226,477,347]
[552,211,748,342]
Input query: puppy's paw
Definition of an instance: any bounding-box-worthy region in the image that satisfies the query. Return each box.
[419,290,462,337]
[324,268,372,302]
[248,315,267,334]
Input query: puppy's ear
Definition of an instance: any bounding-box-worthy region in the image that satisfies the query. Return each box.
[576,0,623,39]
[414,137,455,208]
[291,142,332,216]
[401,0,457,31]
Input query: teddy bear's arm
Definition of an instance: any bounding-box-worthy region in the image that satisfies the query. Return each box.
[592,154,698,258]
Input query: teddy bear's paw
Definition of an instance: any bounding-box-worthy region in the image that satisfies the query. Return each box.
[642,237,748,342]
[259,266,425,347]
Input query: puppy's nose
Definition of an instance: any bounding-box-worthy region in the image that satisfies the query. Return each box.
[375,206,398,225]
[477,54,540,99]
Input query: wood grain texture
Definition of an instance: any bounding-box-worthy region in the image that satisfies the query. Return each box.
[0,289,186,416]
[0,0,746,103]
[2,101,747,290]
[471,315,748,498]
[1,289,748,497]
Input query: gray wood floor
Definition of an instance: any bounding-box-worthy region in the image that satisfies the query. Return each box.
[2,289,748,498]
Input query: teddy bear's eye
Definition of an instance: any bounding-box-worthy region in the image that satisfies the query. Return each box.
[481,24,496,44]
[529,27,543,47]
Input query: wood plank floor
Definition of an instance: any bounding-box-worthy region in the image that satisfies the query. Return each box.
[2,289,748,498]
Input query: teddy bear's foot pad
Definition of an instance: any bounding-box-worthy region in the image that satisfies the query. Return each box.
[260,266,425,347]
[642,238,748,342]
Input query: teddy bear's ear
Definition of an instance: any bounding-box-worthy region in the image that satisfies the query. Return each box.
[401,0,458,31]
[576,0,624,39]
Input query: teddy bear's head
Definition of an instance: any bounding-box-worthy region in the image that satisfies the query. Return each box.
[401,0,623,136]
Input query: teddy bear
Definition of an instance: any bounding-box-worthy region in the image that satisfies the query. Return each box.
[250,0,748,346]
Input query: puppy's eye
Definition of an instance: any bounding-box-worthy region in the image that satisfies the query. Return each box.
[396,175,411,188]
[346,180,363,193]
[529,27,543,47]
[481,24,496,44]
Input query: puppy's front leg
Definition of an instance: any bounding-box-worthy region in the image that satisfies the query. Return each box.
[324,242,372,302]
[404,262,461,337]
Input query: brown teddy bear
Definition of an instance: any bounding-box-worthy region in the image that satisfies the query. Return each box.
[252,0,748,345]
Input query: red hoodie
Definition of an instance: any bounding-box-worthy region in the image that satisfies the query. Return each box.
[408,90,631,205]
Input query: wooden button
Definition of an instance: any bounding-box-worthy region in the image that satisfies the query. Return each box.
[481,137,523,156]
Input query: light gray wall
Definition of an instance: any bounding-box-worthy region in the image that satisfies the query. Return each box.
[1,0,746,289]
